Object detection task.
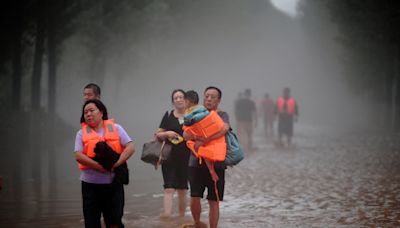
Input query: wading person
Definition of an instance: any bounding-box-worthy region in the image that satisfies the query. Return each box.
[155,89,191,219]
[183,86,230,228]
[235,88,257,152]
[74,99,134,228]
[275,87,299,148]
[260,92,275,138]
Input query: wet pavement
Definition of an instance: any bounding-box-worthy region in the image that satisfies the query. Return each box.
[220,126,400,227]
[1,125,400,227]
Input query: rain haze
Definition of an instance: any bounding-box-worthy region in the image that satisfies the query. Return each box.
[1,0,399,227]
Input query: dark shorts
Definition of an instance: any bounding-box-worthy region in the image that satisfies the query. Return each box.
[278,114,293,137]
[188,166,225,201]
[162,161,189,189]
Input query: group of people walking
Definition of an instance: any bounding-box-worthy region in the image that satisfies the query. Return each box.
[74,84,229,228]
[235,87,299,150]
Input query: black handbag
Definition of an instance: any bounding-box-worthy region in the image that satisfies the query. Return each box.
[141,140,172,167]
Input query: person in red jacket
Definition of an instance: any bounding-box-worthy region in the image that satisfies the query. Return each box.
[275,87,299,148]
[260,93,275,138]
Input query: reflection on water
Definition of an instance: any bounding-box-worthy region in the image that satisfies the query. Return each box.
[1,124,400,227]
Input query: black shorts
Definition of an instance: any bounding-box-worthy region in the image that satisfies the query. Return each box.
[278,114,294,137]
[188,166,225,201]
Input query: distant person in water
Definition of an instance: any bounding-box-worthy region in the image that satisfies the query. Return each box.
[235,89,257,151]
[275,87,299,148]
[260,93,275,138]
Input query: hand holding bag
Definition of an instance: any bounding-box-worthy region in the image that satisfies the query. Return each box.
[141,140,172,168]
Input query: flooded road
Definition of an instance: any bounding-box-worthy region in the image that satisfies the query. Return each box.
[1,124,400,227]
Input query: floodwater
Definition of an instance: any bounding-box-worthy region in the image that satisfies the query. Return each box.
[1,124,400,227]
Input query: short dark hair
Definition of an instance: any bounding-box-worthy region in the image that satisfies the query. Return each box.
[185,90,199,104]
[80,99,108,123]
[84,83,101,96]
[204,86,222,99]
[171,89,185,103]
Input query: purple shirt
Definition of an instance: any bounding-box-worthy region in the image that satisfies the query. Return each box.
[74,123,132,184]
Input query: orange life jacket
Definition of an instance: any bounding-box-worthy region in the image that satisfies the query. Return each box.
[79,119,124,170]
[183,111,227,162]
[277,97,296,114]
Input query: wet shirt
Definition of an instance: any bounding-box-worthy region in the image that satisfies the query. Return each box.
[74,124,132,184]
[188,111,230,169]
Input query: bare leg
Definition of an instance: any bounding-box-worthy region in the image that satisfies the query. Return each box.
[278,132,283,147]
[177,189,188,217]
[162,188,175,217]
[190,197,202,226]
[208,200,219,228]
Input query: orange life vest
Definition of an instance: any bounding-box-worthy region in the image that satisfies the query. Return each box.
[183,111,227,162]
[277,97,296,114]
[79,119,124,170]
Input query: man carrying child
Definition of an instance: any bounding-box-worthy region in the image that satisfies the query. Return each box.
[182,87,230,228]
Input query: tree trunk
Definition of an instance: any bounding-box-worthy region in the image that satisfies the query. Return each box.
[12,21,22,111]
[392,45,399,131]
[10,2,24,208]
[31,11,45,111]
[30,2,46,202]
[48,18,56,114]
[381,74,389,129]
[47,5,57,184]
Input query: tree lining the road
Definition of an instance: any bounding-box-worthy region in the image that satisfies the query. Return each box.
[300,0,400,131]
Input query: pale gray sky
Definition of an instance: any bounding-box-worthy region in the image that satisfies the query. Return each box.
[270,0,299,17]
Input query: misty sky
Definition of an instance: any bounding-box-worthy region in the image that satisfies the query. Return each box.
[270,0,299,17]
